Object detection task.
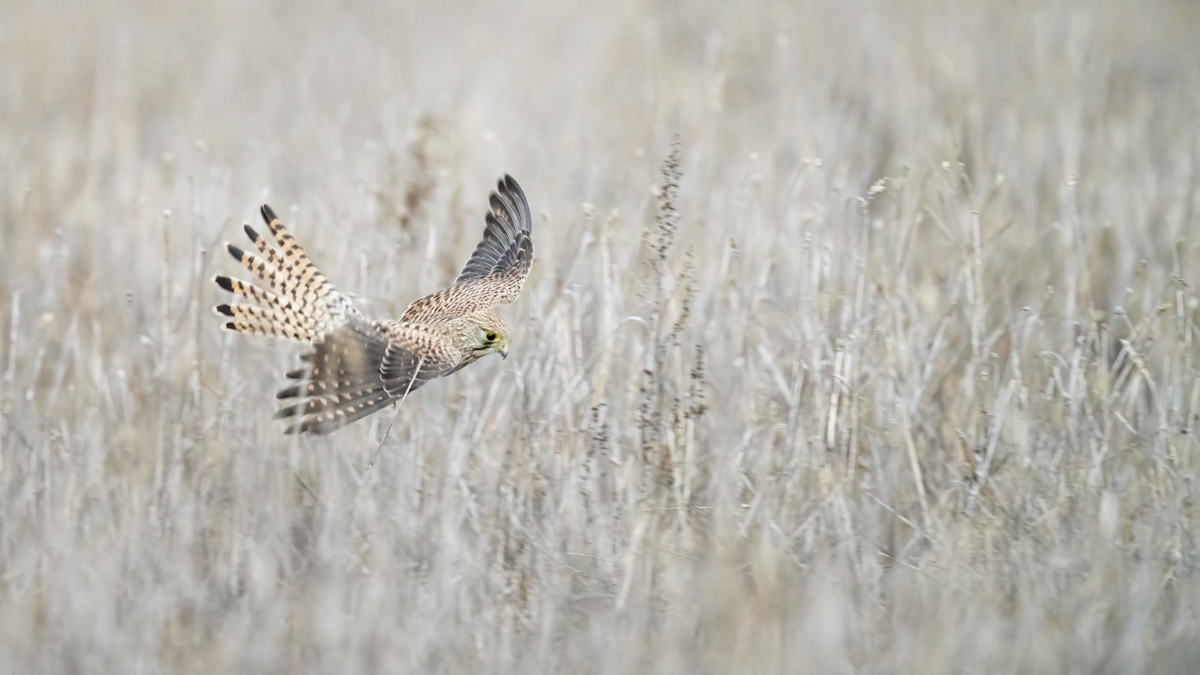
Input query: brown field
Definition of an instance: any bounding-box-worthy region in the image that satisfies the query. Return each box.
[2,0,1200,671]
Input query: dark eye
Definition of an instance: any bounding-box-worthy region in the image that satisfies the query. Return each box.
[486,331,497,342]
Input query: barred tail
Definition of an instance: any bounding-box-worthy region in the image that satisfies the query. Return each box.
[213,204,358,344]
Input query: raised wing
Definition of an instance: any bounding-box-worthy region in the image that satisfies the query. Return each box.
[453,175,533,307]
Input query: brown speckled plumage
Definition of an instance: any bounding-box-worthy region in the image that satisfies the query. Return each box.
[213,175,533,434]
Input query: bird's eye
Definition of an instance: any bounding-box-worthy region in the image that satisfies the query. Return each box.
[486,331,497,342]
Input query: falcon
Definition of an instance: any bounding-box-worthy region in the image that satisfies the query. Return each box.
[212,175,532,434]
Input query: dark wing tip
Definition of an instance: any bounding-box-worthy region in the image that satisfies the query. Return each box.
[213,275,235,293]
[214,304,234,317]
[281,417,334,435]
[260,204,278,224]
[274,404,300,419]
[243,224,260,243]
[226,244,245,261]
[452,175,532,287]
[501,174,521,196]
[497,175,530,233]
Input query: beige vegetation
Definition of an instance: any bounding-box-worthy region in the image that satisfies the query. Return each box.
[2,0,1200,671]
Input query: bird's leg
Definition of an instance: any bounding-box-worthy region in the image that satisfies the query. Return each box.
[364,357,424,475]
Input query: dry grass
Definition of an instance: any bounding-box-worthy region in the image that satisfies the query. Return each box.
[2,0,1200,672]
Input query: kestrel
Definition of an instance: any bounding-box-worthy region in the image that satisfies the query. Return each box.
[213,175,533,434]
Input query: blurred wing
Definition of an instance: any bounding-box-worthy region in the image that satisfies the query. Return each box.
[273,318,392,435]
[274,321,458,435]
[453,175,533,307]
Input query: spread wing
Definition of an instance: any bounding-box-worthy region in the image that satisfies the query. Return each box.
[215,205,393,434]
[213,205,365,343]
[453,175,533,307]
[216,203,479,435]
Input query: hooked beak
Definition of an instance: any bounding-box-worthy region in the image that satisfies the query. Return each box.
[499,347,508,360]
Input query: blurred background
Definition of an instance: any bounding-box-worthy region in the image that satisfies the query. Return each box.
[2,0,1200,672]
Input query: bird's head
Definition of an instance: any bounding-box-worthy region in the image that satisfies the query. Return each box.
[471,314,511,360]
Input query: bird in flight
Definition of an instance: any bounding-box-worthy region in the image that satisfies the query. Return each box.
[213,175,533,434]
